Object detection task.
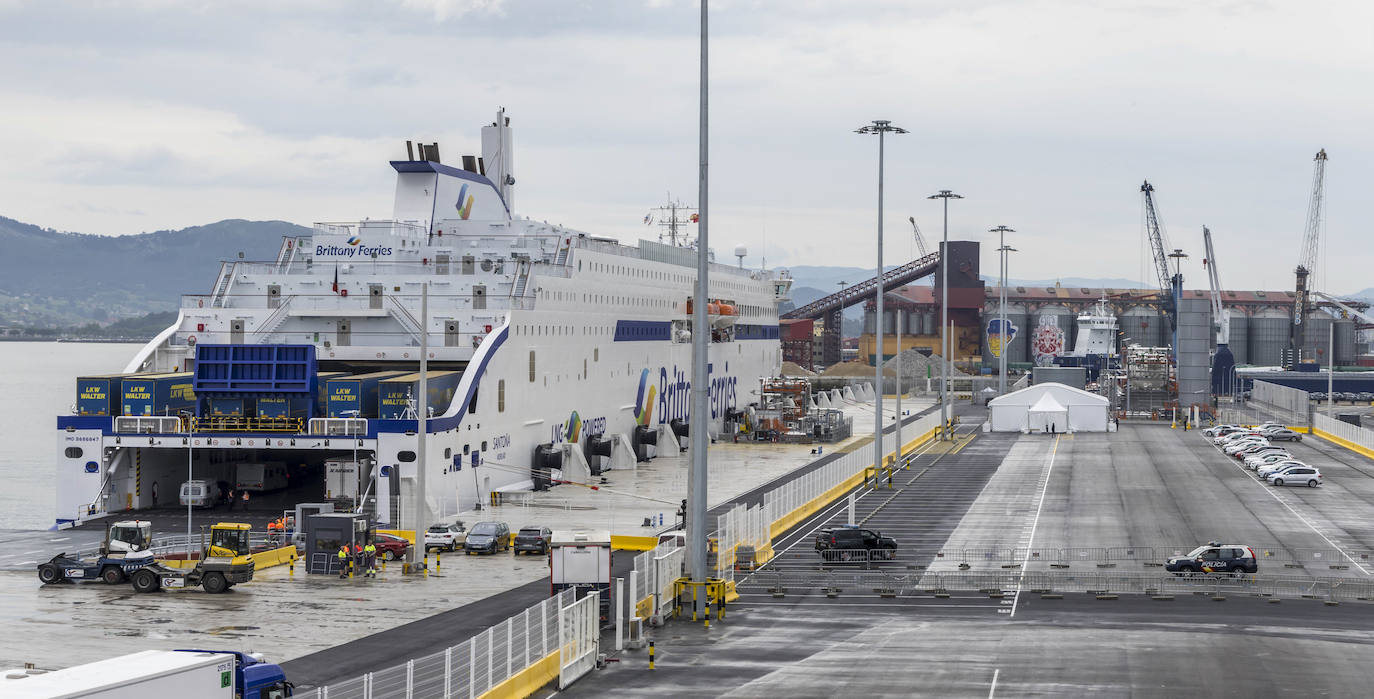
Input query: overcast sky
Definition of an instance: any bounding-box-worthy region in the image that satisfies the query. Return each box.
[1,0,1370,294]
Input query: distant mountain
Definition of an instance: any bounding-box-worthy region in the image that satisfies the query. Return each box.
[1348,288,1374,303]
[0,216,308,326]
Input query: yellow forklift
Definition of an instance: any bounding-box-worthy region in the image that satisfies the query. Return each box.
[130,522,256,594]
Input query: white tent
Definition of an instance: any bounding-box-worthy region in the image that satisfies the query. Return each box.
[987,382,1110,433]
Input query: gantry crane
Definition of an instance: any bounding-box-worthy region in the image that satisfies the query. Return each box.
[908,216,930,257]
[1141,181,1183,333]
[1290,149,1327,367]
[1202,226,1236,394]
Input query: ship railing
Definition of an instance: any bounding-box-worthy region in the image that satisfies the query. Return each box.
[192,416,305,433]
[312,220,430,237]
[309,418,368,436]
[113,416,184,434]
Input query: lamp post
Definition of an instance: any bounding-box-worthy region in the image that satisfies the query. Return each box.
[857,120,906,468]
[180,410,194,561]
[928,190,963,439]
[989,226,1016,395]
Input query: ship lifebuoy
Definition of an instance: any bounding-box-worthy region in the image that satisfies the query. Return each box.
[188,334,197,344]
[484,324,492,333]
[197,299,204,308]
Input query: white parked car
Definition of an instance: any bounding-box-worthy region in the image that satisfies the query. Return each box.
[1225,439,1269,455]
[1269,466,1322,488]
[1235,445,1287,460]
[424,522,467,552]
[1257,461,1307,479]
[1203,425,1237,438]
[1245,452,1293,469]
[1216,431,1263,446]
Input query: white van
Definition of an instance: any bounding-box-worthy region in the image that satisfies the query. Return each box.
[179,479,214,508]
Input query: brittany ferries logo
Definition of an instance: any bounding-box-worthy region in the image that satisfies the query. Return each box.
[346,235,361,246]
[634,369,656,426]
[456,184,474,220]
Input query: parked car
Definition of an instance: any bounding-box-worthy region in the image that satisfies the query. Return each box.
[1203,425,1237,438]
[1246,452,1293,470]
[1225,439,1269,456]
[463,521,512,555]
[1358,392,1374,403]
[513,526,553,556]
[1216,431,1262,446]
[374,532,411,561]
[1165,543,1257,575]
[1267,428,1303,442]
[1237,445,1289,460]
[1269,467,1322,487]
[814,526,897,562]
[424,522,466,552]
[1258,461,1309,479]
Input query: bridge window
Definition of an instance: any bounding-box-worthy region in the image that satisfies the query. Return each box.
[398,451,416,462]
[64,447,83,459]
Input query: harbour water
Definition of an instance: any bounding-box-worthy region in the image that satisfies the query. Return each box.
[0,342,141,530]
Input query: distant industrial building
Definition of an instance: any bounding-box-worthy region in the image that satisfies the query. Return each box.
[859,284,1367,371]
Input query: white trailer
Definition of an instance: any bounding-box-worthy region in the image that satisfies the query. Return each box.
[2,650,236,698]
[550,530,612,619]
[235,462,289,492]
[324,458,371,506]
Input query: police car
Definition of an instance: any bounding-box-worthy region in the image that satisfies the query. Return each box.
[1165,542,1257,575]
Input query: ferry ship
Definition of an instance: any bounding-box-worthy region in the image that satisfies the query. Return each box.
[1053,297,1120,382]
[55,110,790,528]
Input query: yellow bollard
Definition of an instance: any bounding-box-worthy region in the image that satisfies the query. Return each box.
[648,641,655,670]
[348,558,354,579]
[704,598,711,629]
[436,551,441,574]
[289,556,294,577]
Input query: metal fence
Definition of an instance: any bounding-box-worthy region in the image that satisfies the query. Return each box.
[292,589,578,699]
[1250,380,1311,426]
[1314,413,1374,454]
[743,568,1374,603]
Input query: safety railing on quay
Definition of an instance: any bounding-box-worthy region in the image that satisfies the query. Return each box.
[291,588,600,699]
[738,568,1374,604]
[1313,413,1374,454]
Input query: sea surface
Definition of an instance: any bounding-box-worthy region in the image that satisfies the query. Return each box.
[0,342,142,530]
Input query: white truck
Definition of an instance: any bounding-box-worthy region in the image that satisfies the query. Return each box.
[235,462,289,492]
[1,649,293,698]
[549,530,612,620]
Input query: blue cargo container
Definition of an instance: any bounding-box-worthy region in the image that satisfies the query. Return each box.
[121,372,196,417]
[76,374,131,416]
[326,371,407,418]
[377,371,463,419]
[313,371,348,417]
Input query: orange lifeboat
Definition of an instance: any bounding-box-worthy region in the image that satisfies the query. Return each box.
[716,303,736,316]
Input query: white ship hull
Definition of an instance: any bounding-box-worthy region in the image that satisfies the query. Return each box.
[54,112,788,527]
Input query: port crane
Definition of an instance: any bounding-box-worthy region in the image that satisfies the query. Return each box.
[1141,181,1183,334]
[908,216,930,257]
[1290,149,1327,367]
[1201,226,1236,394]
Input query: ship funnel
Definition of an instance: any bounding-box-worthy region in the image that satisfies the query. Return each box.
[482,108,515,213]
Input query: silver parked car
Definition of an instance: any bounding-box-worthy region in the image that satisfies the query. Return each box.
[1269,466,1321,487]
[1266,428,1303,442]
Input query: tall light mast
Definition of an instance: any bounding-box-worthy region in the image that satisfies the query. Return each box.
[1291,149,1327,368]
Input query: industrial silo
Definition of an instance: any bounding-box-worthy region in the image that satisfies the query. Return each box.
[1248,307,1290,367]
[863,310,875,335]
[1335,319,1357,366]
[1121,306,1164,347]
[1227,311,1250,365]
[1031,304,1074,364]
[984,303,1029,365]
[1302,313,1333,365]
[1176,297,1212,404]
[922,311,936,336]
